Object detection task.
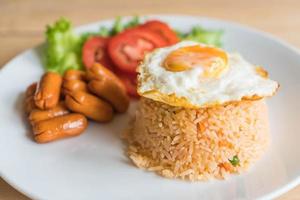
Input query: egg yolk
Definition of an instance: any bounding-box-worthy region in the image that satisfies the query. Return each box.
[163,45,228,78]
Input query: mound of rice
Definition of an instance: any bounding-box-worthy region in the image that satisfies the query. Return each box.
[123,97,270,181]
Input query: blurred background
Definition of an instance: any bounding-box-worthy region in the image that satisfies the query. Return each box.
[0,0,299,199]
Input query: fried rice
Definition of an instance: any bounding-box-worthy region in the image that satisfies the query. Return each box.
[123,97,270,181]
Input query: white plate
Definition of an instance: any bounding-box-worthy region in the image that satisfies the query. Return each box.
[0,15,300,200]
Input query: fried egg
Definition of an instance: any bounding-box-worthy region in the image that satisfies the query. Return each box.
[137,41,279,108]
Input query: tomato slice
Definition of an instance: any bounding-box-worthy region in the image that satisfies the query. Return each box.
[108,27,166,74]
[114,70,139,98]
[141,20,179,45]
[82,36,114,70]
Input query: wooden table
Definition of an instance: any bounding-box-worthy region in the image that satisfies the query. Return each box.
[0,0,299,199]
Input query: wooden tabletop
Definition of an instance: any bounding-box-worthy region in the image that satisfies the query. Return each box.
[0,0,299,199]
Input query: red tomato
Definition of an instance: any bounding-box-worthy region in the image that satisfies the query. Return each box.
[108,27,166,74]
[82,36,114,70]
[141,20,179,45]
[114,70,139,98]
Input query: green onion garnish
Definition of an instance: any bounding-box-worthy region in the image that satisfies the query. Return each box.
[229,155,240,166]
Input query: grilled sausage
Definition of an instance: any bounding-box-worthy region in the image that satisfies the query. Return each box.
[65,91,113,122]
[24,83,37,114]
[34,72,62,110]
[86,64,129,113]
[29,102,69,125]
[33,113,88,143]
[62,79,88,96]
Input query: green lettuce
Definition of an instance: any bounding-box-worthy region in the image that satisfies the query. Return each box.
[110,16,140,35]
[177,26,223,47]
[45,18,83,74]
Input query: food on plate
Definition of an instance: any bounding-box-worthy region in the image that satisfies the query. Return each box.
[65,91,114,122]
[82,36,114,70]
[45,18,83,74]
[137,41,278,107]
[44,17,222,97]
[88,79,129,113]
[162,45,227,73]
[62,79,89,95]
[62,69,88,95]
[87,64,129,113]
[34,72,62,109]
[177,26,223,47]
[109,16,140,36]
[24,66,129,143]
[33,113,88,143]
[24,82,37,114]
[29,102,69,125]
[63,69,87,81]
[25,97,37,115]
[25,82,38,97]
[21,17,281,182]
[108,27,166,74]
[85,62,124,84]
[24,17,225,144]
[124,41,279,180]
[141,20,179,45]
[116,72,139,98]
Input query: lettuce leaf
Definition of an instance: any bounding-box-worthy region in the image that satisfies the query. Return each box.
[45,18,83,74]
[177,26,223,47]
[110,16,140,35]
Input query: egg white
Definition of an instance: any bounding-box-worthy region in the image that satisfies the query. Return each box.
[137,41,279,108]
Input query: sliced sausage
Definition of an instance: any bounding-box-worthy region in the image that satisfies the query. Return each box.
[29,102,69,125]
[86,64,129,113]
[24,83,37,114]
[25,82,37,97]
[34,72,62,110]
[65,91,113,122]
[25,96,37,115]
[63,69,86,81]
[33,113,88,143]
[86,63,124,89]
[62,79,88,96]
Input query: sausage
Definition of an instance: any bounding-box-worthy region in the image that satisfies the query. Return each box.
[62,79,88,96]
[33,113,88,143]
[29,101,69,125]
[86,63,125,89]
[63,69,86,81]
[86,64,129,113]
[24,83,37,114]
[65,91,113,122]
[25,96,37,114]
[34,72,62,110]
[88,79,129,113]
[25,82,37,97]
